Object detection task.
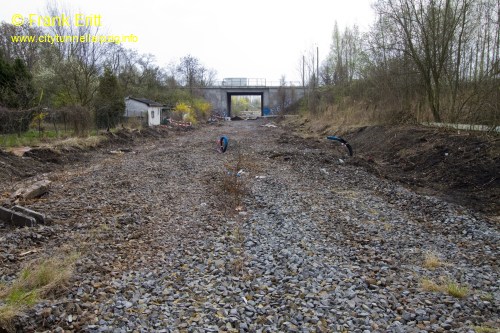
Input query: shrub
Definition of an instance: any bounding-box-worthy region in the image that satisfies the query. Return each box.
[173,99,212,124]
[0,107,34,134]
[173,101,191,122]
[192,99,211,122]
[58,106,93,137]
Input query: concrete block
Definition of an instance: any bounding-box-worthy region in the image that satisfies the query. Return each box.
[0,206,37,227]
[13,179,51,200]
[12,205,45,224]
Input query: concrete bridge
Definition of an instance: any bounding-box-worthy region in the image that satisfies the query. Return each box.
[199,78,305,117]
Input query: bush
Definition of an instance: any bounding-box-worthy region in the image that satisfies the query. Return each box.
[94,67,125,129]
[192,99,211,122]
[173,99,212,124]
[58,106,93,137]
[0,107,34,134]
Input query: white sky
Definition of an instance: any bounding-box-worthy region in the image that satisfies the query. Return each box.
[1,0,376,82]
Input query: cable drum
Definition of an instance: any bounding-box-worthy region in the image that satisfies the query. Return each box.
[327,136,353,156]
[219,136,229,153]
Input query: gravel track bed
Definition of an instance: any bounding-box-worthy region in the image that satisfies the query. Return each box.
[0,120,498,332]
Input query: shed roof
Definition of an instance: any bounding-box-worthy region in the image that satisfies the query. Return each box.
[126,96,164,107]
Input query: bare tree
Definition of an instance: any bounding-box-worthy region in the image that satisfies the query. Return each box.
[374,0,472,122]
[0,23,45,71]
[323,22,363,86]
[277,75,288,115]
[43,2,114,106]
[175,55,216,93]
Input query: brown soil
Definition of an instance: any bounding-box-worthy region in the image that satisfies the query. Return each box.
[0,127,172,187]
[284,117,500,216]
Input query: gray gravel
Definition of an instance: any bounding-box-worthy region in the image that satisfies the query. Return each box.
[0,119,498,332]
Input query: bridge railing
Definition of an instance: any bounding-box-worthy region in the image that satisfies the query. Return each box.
[265,81,303,87]
[210,78,303,87]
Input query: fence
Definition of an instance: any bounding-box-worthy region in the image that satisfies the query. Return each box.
[424,122,500,133]
[213,78,302,87]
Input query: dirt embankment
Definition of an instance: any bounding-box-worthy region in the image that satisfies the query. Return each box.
[0,126,174,188]
[284,117,500,216]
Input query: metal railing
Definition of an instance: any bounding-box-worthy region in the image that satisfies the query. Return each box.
[423,122,500,132]
[210,78,303,87]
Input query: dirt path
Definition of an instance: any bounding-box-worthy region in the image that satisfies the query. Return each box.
[0,120,498,332]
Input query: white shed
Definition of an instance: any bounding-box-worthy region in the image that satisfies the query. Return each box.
[124,97,163,126]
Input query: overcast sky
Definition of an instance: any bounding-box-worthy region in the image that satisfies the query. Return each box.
[1,0,376,82]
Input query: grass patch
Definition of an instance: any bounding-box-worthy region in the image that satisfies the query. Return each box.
[420,277,469,298]
[0,128,106,151]
[0,305,17,332]
[52,135,106,150]
[0,253,78,330]
[446,281,469,298]
[421,278,442,292]
[423,251,446,270]
[4,288,38,306]
[0,129,72,148]
[479,293,493,301]
[472,326,499,333]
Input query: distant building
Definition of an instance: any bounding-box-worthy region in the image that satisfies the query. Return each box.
[124,97,163,126]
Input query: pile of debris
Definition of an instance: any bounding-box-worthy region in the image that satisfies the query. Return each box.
[163,118,192,129]
[1,178,50,228]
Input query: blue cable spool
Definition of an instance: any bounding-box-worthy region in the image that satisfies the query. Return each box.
[327,136,353,156]
[219,136,229,153]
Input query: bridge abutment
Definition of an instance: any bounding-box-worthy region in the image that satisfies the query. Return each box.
[200,83,304,117]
